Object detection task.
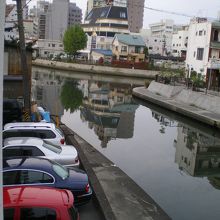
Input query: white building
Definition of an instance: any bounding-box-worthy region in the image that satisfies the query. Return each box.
[171,26,188,57]
[186,17,220,89]
[35,39,64,58]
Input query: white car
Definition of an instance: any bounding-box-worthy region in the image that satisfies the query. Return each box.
[3,137,79,167]
[3,122,65,145]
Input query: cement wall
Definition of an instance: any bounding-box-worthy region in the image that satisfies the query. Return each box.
[175,89,220,115]
[148,81,184,98]
[147,81,220,115]
[32,59,159,79]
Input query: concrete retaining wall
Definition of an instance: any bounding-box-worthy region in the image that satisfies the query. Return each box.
[147,81,184,98]
[147,81,220,115]
[175,89,220,114]
[32,59,159,79]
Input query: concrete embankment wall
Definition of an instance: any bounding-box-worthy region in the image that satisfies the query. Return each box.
[175,89,220,114]
[147,81,220,115]
[148,81,185,98]
[32,59,159,79]
[61,124,171,220]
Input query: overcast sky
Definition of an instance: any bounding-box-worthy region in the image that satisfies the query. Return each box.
[6,0,220,28]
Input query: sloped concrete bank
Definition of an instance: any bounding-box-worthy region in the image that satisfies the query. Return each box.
[32,59,159,79]
[133,81,220,128]
[61,124,171,220]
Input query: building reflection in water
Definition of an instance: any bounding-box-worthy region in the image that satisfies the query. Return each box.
[80,81,138,148]
[151,109,220,189]
[32,70,64,118]
[32,70,139,148]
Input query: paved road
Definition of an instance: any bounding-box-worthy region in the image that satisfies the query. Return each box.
[78,197,104,220]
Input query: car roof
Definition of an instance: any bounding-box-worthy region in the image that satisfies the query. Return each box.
[4,122,56,130]
[4,137,44,147]
[3,157,54,172]
[4,186,74,208]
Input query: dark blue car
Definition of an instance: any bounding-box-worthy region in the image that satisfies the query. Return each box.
[3,157,92,205]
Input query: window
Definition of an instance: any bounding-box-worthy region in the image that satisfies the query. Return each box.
[121,46,127,52]
[196,48,204,60]
[120,12,126,18]
[135,46,141,53]
[19,170,54,184]
[4,208,15,220]
[52,44,55,47]
[20,207,56,220]
[3,146,44,158]
[3,171,19,185]
[199,30,203,36]
[43,141,62,153]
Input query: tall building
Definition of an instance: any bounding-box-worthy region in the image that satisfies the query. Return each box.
[68,3,82,27]
[127,0,144,33]
[46,0,69,40]
[38,0,82,40]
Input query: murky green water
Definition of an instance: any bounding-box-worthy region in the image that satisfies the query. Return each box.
[33,67,220,220]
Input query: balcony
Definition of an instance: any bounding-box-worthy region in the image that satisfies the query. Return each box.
[207,58,220,69]
[210,41,220,49]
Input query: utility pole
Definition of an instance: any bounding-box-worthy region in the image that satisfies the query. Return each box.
[16,0,31,120]
[0,0,5,219]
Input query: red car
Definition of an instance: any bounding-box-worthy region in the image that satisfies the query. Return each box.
[4,186,79,220]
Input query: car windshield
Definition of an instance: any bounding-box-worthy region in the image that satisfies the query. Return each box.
[42,140,62,154]
[52,163,69,180]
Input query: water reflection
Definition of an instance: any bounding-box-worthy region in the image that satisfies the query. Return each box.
[80,81,138,148]
[150,105,220,189]
[32,68,139,148]
[32,67,220,220]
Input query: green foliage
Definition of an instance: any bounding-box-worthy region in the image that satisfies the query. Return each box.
[143,47,149,58]
[63,25,87,58]
[60,80,83,113]
[190,71,205,89]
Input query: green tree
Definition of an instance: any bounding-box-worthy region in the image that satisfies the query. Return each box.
[63,25,87,58]
[143,47,149,59]
[60,80,83,113]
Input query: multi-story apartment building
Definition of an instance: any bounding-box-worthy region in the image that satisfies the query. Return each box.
[186,17,220,90]
[171,26,188,57]
[86,0,144,33]
[149,19,174,56]
[82,5,129,51]
[68,3,82,27]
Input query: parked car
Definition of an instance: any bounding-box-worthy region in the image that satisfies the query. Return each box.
[3,122,65,145]
[3,137,79,167]
[4,186,79,220]
[3,99,23,125]
[3,157,92,205]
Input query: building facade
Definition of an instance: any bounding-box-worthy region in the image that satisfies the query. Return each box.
[171,26,188,57]
[127,0,144,33]
[186,17,220,89]
[83,5,129,51]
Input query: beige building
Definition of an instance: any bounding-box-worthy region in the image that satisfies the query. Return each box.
[112,34,146,62]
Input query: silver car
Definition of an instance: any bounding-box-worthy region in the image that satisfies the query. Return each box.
[3,137,79,167]
[3,122,65,145]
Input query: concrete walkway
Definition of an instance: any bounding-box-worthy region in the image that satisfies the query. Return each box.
[61,125,171,220]
[133,86,220,129]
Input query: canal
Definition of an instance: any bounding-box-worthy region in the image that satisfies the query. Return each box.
[32,66,220,220]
